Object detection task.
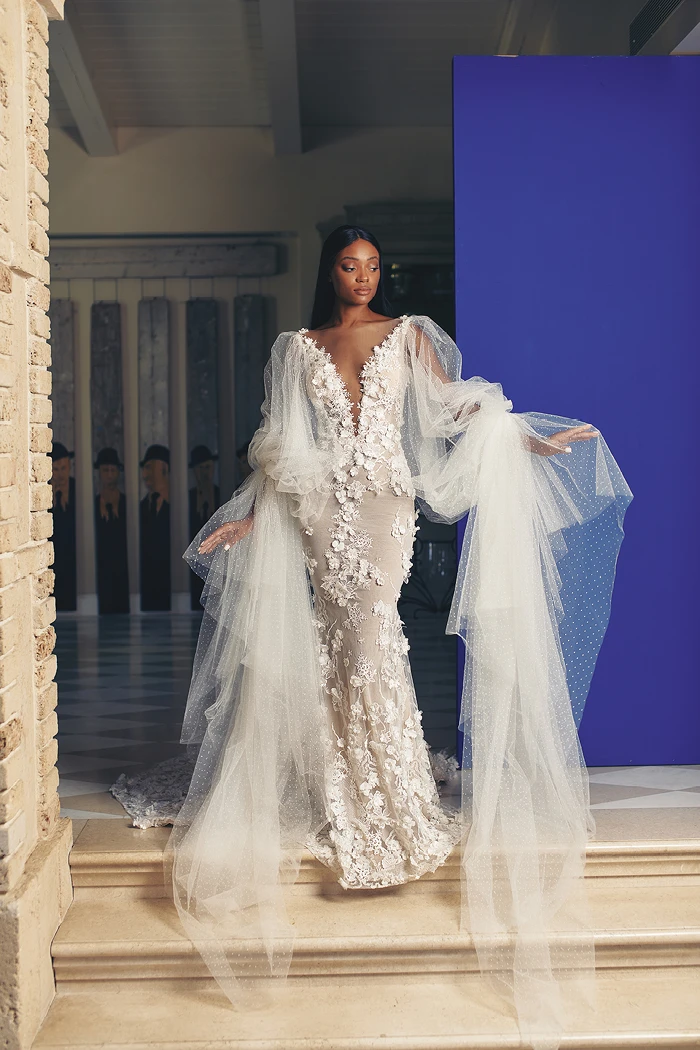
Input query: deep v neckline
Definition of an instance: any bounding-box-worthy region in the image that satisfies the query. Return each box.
[301,315,408,436]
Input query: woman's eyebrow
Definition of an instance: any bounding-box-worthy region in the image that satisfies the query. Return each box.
[340,254,379,262]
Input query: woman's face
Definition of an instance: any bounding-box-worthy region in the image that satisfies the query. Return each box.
[330,238,380,307]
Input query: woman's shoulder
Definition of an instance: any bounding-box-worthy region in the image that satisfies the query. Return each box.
[269,329,306,352]
[275,328,305,339]
[401,314,443,338]
[270,315,440,345]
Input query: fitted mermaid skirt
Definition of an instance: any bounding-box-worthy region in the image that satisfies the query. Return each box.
[302,465,462,889]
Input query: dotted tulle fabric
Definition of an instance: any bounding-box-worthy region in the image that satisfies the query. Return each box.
[163,315,632,1049]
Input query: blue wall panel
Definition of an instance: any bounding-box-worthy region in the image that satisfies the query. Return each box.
[453,56,699,764]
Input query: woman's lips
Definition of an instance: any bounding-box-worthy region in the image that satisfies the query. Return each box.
[354,288,372,295]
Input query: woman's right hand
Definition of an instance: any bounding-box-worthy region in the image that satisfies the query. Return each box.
[198,514,254,554]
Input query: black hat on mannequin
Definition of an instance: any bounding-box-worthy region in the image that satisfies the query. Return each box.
[188,445,218,468]
[93,447,123,470]
[140,444,170,467]
[51,442,74,461]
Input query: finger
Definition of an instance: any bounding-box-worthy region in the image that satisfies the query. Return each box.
[556,425,588,437]
[570,430,599,441]
[199,534,220,554]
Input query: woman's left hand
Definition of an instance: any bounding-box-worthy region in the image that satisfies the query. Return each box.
[531,424,599,456]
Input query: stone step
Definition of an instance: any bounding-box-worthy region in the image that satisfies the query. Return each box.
[68,818,700,899]
[33,968,700,1049]
[52,877,700,983]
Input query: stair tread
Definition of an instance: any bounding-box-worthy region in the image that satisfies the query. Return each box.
[70,816,700,863]
[33,968,700,1049]
[52,881,700,954]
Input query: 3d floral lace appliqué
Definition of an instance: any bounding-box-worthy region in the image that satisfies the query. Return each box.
[299,318,462,889]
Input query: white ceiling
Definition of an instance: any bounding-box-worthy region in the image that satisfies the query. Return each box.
[49,0,551,138]
[49,0,662,152]
[49,0,269,129]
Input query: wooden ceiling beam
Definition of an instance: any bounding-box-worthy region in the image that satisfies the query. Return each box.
[498,0,559,55]
[259,0,302,155]
[49,9,117,156]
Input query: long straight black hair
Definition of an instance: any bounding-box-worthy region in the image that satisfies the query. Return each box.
[309,225,393,330]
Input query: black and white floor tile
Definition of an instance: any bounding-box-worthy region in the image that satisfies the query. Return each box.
[56,615,199,820]
[54,615,700,822]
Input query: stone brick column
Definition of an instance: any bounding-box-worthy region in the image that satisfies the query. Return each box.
[0,2,72,1048]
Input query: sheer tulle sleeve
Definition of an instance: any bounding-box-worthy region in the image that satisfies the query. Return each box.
[403,316,632,1049]
[165,331,330,1007]
[247,330,336,522]
[184,331,335,596]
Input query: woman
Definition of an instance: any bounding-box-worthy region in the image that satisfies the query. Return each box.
[167,226,632,1049]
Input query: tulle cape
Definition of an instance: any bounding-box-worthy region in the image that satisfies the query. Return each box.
[164,314,632,1049]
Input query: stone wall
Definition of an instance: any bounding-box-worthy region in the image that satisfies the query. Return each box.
[0,1,71,1048]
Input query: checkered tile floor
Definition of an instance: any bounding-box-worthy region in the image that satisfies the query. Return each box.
[54,615,700,821]
[56,616,199,820]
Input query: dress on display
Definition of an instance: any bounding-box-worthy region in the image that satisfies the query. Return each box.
[164,314,632,1050]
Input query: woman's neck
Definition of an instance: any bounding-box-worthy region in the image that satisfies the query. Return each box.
[324,303,376,330]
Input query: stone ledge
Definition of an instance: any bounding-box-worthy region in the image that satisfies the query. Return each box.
[51,871,700,977]
[68,818,700,895]
[31,967,700,1049]
[0,817,71,1049]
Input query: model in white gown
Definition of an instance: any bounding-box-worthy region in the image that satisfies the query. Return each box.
[162,264,631,1049]
[299,316,462,888]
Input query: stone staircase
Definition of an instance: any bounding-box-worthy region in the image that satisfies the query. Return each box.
[32,817,700,1049]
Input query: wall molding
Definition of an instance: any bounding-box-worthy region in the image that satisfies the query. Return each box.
[49,243,280,280]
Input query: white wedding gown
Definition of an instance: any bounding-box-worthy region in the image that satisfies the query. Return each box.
[158,314,631,1050]
[299,320,462,887]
